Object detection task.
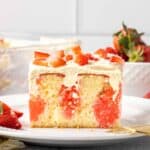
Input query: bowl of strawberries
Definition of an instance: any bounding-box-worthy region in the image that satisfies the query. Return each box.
[113,23,150,97]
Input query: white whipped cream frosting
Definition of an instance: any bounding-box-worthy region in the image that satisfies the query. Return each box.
[29,57,122,94]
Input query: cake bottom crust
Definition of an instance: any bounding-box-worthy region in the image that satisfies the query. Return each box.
[30,120,120,128]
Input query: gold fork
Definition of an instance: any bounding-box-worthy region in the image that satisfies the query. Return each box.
[109,125,150,135]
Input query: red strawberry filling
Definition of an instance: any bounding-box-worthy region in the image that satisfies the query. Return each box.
[29,96,45,121]
[93,84,121,128]
[59,85,80,119]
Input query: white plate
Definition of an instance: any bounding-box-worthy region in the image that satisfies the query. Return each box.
[0,94,150,146]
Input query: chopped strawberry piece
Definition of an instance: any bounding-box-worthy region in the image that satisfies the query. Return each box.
[65,54,73,61]
[34,51,50,59]
[85,53,98,61]
[59,85,80,119]
[110,56,124,64]
[143,92,150,99]
[0,101,23,129]
[93,84,120,128]
[75,54,88,66]
[56,50,65,58]
[72,46,82,55]
[14,111,23,118]
[1,103,23,117]
[33,51,50,66]
[105,47,118,54]
[0,113,22,129]
[33,59,48,66]
[2,103,11,114]
[95,49,107,59]
[50,58,66,67]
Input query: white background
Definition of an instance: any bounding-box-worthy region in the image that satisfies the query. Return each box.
[0,0,150,50]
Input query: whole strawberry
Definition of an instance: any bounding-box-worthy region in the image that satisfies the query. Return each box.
[113,23,150,62]
[143,46,150,62]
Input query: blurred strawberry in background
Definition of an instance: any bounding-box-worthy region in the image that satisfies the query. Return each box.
[113,23,150,62]
[143,92,150,99]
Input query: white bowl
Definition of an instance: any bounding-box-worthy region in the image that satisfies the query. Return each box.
[123,62,150,97]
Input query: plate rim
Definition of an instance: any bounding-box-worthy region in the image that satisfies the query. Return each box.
[0,93,148,145]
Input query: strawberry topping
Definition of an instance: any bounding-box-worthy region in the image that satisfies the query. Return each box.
[34,51,50,59]
[110,56,124,64]
[33,59,48,66]
[33,46,123,67]
[50,58,66,67]
[56,50,65,58]
[75,54,89,66]
[65,54,73,61]
[72,46,82,55]
[105,47,118,55]
[85,53,98,61]
[95,49,107,59]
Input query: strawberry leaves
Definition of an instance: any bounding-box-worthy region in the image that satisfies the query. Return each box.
[127,48,144,62]
[119,36,129,49]
[113,22,148,62]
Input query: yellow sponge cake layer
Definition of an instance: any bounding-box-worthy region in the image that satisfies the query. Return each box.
[29,73,64,127]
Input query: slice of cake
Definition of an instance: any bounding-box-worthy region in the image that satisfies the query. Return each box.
[29,46,123,128]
